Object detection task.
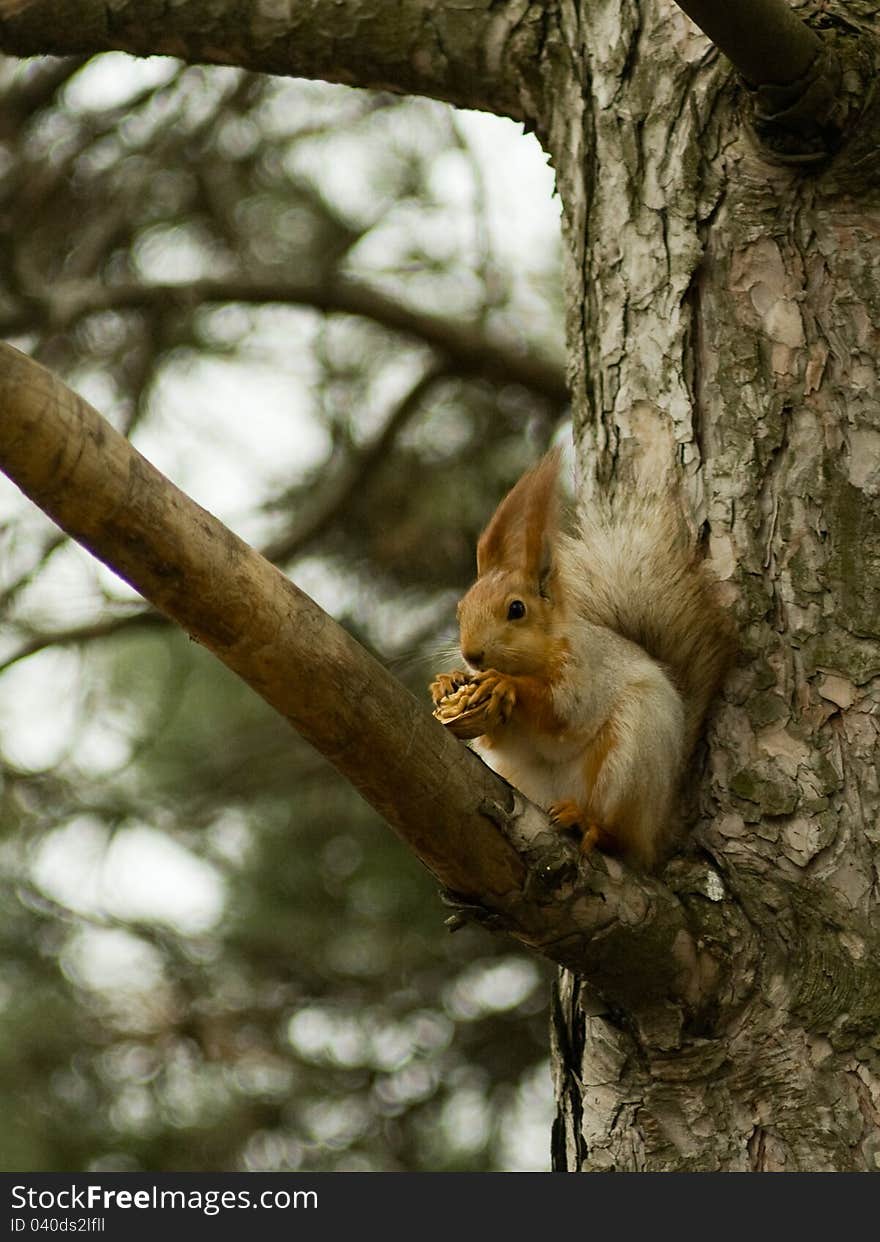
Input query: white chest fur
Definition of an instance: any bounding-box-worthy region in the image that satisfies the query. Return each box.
[472,729,588,810]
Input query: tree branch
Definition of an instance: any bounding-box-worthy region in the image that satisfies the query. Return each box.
[673,0,870,162]
[264,363,448,565]
[0,366,456,673]
[0,340,724,1012]
[1,275,569,410]
[0,611,168,673]
[0,0,543,123]
[675,0,822,88]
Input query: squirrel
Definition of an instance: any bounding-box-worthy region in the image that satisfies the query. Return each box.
[430,448,734,870]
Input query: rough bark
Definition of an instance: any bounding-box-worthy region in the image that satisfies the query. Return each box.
[543,0,880,1172]
[673,0,872,162]
[0,0,548,120]
[674,0,825,86]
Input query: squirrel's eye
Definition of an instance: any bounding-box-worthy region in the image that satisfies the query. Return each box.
[507,600,526,620]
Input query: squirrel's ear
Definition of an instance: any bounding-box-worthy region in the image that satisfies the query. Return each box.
[476,447,562,581]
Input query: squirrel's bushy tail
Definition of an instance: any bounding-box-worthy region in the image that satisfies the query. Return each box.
[561,494,734,756]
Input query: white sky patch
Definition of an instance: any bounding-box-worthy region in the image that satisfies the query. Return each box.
[443,956,542,1021]
[440,1085,491,1154]
[32,818,224,935]
[131,344,329,544]
[0,649,82,769]
[70,714,134,777]
[103,826,225,932]
[61,54,179,112]
[452,110,560,270]
[62,925,167,994]
[498,1060,555,1172]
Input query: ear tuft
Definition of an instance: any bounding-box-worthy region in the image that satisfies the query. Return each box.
[476,447,562,581]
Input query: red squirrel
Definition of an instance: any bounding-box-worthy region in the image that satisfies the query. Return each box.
[430,449,733,869]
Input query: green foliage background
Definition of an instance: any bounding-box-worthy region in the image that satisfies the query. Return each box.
[0,53,565,1171]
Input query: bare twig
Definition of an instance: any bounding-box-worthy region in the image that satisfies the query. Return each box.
[264,364,448,564]
[0,275,568,409]
[0,611,168,674]
[0,528,67,610]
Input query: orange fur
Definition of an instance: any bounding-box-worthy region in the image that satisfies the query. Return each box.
[547,719,634,857]
[477,448,561,581]
[477,671,566,751]
[583,715,619,793]
[475,637,572,752]
[579,820,621,857]
[431,448,733,871]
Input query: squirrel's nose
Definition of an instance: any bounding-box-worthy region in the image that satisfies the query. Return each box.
[463,650,484,669]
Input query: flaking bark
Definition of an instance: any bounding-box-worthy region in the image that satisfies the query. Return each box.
[544,0,880,1172]
[0,0,546,121]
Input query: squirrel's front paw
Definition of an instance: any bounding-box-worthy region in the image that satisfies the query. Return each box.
[432,672,485,738]
[470,669,517,729]
[432,669,516,738]
[430,669,470,707]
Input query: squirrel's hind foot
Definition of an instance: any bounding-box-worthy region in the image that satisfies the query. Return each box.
[549,801,618,858]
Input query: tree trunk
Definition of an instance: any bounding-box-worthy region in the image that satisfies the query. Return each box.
[3,0,880,1172]
[543,1,880,1171]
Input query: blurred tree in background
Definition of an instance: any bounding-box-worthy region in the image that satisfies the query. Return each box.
[0,54,566,1171]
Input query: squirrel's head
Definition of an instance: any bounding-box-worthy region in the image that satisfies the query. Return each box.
[456,449,568,677]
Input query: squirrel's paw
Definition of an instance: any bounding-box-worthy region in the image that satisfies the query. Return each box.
[470,669,517,730]
[549,802,610,857]
[549,799,583,832]
[432,668,515,738]
[432,672,490,739]
[430,669,470,708]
